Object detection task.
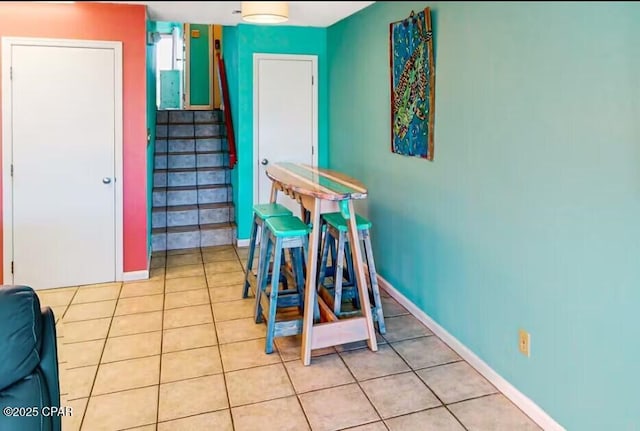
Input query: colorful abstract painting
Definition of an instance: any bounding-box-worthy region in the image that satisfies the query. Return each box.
[390,8,435,160]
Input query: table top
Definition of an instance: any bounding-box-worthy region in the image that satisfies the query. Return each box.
[266,163,367,201]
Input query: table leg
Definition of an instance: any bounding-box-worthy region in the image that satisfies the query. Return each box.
[345,199,378,352]
[301,197,321,365]
[269,181,279,203]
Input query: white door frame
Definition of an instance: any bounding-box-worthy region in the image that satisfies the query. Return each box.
[252,53,318,206]
[1,37,124,283]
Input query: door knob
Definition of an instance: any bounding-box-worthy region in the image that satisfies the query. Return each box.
[102,177,112,184]
[261,159,269,166]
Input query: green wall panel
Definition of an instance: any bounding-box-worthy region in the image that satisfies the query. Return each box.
[327,2,640,430]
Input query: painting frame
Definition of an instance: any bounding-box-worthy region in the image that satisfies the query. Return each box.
[389,8,436,160]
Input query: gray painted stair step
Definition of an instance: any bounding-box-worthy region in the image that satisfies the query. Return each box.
[153,185,232,206]
[154,138,226,154]
[153,168,230,187]
[155,151,227,169]
[152,203,234,228]
[151,222,236,251]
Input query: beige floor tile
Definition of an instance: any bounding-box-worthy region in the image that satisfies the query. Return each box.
[346,422,388,431]
[202,245,234,253]
[164,288,210,309]
[392,336,460,370]
[360,372,441,419]
[284,353,354,393]
[207,271,246,287]
[150,255,166,269]
[102,331,162,363]
[275,335,336,361]
[226,363,294,407]
[163,323,217,353]
[205,260,244,274]
[158,410,233,431]
[166,264,205,279]
[60,318,111,343]
[115,294,164,315]
[211,298,255,321]
[340,344,410,381]
[61,397,87,431]
[216,317,266,344]
[219,338,281,372]
[60,365,97,400]
[72,283,121,304]
[50,305,67,322]
[334,332,387,353]
[416,361,497,404]
[380,296,409,318]
[164,304,212,329]
[82,386,158,431]
[110,311,163,337]
[167,247,200,256]
[92,355,160,395]
[167,252,203,267]
[382,315,433,342]
[448,394,542,430]
[232,396,309,431]
[385,407,465,431]
[120,279,164,298]
[60,339,105,369]
[63,300,116,322]
[149,267,165,280]
[209,285,245,303]
[300,384,379,431]
[161,346,222,383]
[203,249,239,263]
[126,426,156,431]
[38,288,77,307]
[158,374,229,422]
[165,275,207,292]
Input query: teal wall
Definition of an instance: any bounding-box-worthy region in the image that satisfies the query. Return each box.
[146,20,157,257]
[223,24,328,239]
[328,2,640,430]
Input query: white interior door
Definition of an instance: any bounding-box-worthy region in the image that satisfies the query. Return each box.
[6,42,118,289]
[255,55,317,217]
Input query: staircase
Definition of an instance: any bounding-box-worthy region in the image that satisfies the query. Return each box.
[151,110,236,252]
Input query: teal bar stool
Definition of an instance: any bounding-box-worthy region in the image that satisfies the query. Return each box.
[242,203,292,299]
[317,212,386,334]
[255,215,317,354]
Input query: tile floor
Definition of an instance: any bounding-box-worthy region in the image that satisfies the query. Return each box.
[37,246,542,431]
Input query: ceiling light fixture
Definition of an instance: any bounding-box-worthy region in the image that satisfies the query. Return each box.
[241,2,289,24]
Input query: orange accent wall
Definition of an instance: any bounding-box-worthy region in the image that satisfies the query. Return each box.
[0,2,148,281]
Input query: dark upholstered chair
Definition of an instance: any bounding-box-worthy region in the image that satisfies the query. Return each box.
[0,285,61,431]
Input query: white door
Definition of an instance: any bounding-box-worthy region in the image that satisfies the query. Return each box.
[254,55,317,216]
[5,42,119,289]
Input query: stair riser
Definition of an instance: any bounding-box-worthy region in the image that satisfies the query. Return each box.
[152,206,234,229]
[153,187,231,206]
[156,110,223,125]
[155,154,226,170]
[156,124,224,139]
[154,170,229,188]
[155,138,225,155]
[152,226,235,251]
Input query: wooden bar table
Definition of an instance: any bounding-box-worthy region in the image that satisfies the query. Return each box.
[265,162,378,365]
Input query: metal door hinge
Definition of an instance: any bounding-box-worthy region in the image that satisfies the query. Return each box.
[10,164,13,177]
[10,67,13,80]
[312,147,315,155]
[312,75,314,85]
[11,261,14,274]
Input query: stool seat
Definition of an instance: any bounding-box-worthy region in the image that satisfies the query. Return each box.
[266,216,311,238]
[322,212,372,232]
[253,203,292,220]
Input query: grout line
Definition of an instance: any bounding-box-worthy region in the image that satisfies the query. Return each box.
[155,259,167,427]
[77,283,122,431]
[202,247,237,430]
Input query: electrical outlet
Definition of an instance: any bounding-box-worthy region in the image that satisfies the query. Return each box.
[518,329,530,357]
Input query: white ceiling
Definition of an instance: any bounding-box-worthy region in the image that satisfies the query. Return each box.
[100,2,374,27]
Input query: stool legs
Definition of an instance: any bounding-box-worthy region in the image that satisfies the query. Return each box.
[332,232,347,316]
[362,230,385,334]
[254,230,272,324]
[242,215,261,298]
[265,237,284,354]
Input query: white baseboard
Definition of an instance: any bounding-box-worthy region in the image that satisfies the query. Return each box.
[122,270,149,282]
[236,238,250,247]
[376,273,565,431]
